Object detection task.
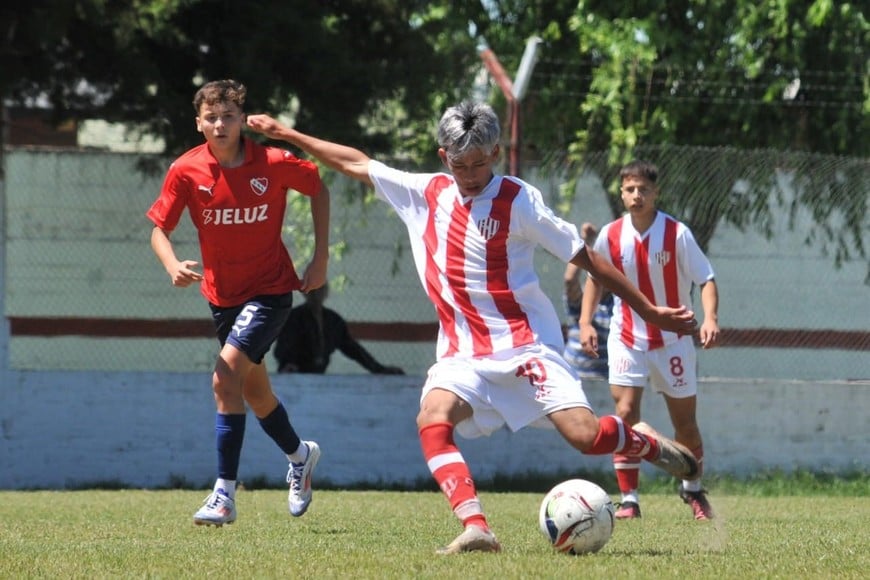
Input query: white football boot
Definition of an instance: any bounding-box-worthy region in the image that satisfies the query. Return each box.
[287,441,321,517]
[193,489,236,526]
[633,422,699,479]
[436,525,501,555]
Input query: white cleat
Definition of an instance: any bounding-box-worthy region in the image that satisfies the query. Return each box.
[633,422,699,479]
[193,489,236,527]
[287,441,321,517]
[436,525,501,555]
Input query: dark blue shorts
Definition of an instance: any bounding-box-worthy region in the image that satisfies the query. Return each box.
[209,292,294,364]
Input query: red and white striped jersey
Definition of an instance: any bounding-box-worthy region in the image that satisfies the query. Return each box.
[368,160,583,360]
[593,211,715,351]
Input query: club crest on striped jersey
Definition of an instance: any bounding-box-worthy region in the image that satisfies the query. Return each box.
[250,177,268,196]
[654,250,672,265]
[476,216,500,240]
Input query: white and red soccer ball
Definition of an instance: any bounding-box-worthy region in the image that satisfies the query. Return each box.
[539,478,615,555]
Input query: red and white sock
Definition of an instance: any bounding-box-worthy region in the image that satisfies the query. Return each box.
[588,415,660,460]
[614,453,642,498]
[419,422,489,530]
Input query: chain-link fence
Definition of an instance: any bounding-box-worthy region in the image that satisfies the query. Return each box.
[3,146,868,379]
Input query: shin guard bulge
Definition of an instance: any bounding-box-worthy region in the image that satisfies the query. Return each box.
[420,422,488,530]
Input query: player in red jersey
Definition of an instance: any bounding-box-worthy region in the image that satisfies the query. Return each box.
[247,102,700,553]
[580,159,719,521]
[146,80,329,526]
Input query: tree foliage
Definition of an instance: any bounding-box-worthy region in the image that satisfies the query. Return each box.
[2,1,866,275]
[475,1,867,277]
[1,1,485,161]
[559,1,867,269]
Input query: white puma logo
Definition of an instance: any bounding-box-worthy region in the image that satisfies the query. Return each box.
[198,184,215,196]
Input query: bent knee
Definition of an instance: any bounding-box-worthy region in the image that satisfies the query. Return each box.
[417,388,469,429]
[566,428,600,453]
[550,408,600,452]
[211,378,239,401]
[416,405,453,429]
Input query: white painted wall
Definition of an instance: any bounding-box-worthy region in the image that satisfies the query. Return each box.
[0,370,865,489]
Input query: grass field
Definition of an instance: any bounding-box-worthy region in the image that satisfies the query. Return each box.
[1,480,868,579]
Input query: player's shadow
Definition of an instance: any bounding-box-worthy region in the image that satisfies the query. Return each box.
[605,549,672,557]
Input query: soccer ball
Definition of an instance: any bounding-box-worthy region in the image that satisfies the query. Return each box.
[539,478,615,555]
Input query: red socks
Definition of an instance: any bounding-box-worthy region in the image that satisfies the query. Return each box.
[418,417,670,529]
[589,415,660,460]
[419,422,488,530]
[614,454,641,493]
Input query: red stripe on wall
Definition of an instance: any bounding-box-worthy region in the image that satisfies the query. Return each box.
[7,317,869,351]
[719,328,870,351]
[9,317,217,338]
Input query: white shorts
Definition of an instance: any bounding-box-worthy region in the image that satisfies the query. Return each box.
[607,334,697,398]
[421,343,592,439]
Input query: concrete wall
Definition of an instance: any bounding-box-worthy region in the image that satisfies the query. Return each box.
[1,151,867,490]
[3,151,869,380]
[0,370,865,490]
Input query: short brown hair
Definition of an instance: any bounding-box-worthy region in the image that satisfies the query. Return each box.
[619,159,659,184]
[193,79,247,113]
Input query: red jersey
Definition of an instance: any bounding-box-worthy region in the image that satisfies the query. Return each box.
[147,138,322,306]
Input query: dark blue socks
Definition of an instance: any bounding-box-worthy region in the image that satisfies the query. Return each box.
[215,413,246,480]
[257,402,302,456]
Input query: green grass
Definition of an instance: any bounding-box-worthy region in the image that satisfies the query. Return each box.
[73,467,870,496]
[1,484,867,579]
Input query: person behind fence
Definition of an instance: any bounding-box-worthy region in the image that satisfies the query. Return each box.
[562,222,614,379]
[146,79,329,527]
[245,101,700,555]
[274,282,405,375]
[580,159,720,521]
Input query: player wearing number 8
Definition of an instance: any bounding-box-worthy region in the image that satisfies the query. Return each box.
[580,160,720,521]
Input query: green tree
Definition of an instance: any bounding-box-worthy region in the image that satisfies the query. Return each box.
[546,1,866,276]
[466,1,866,278]
[2,1,866,275]
[476,0,870,278]
[0,1,484,160]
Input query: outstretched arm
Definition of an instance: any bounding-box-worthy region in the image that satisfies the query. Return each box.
[341,336,404,375]
[570,246,697,334]
[331,312,404,374]
[246,114,373,186]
